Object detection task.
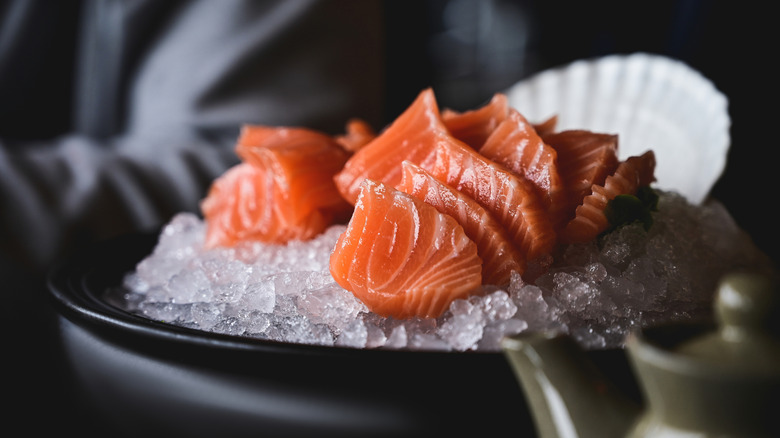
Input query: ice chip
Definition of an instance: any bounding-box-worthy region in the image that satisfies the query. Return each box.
[266,314,334,346]
[166,269,211,304]
[210,259,250,286]
[478,318,529,350]
[553,272,597,311]
[624,257,667,304]
[273,272,310,296]
[384,325,408,349]
[135,255,184,288]
[437,304,485,351]
[301,271,339,292]
[156,212,206,260]
[304,323,336,347]
[598,276,636,318]
[144,285,171,303]
[401,316,438,336]
[212,315,244,336]
[243,312,271,335]
[365,323,387,348]
[272,294,299,317]
[409,332,450,351]
[162,212,204,239]
[478,290,517,321]
[212,282,245,304]
[140,302,191,324]
[191,302,225,331]
[511,284,563,332]
[240,282,276,313]
[601,240,632,267]
[585,262,608,283]
[335,319,368,348]
[448,297,477,316]
[297,285,366,331]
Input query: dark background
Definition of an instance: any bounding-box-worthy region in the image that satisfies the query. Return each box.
[6,1,777,436]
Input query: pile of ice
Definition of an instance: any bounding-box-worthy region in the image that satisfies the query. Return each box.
[107,191,773,351]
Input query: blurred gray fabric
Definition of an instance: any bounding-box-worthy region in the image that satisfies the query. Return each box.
[0,0,384,272]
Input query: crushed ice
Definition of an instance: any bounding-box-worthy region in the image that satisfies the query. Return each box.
[105,191,774,351]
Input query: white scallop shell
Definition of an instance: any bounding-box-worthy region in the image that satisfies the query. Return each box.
[504,52,730,205]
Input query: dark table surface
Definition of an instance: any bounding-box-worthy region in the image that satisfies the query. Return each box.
[5,268,114,436]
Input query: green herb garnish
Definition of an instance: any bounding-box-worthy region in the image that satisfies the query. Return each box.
[603,186,659,233]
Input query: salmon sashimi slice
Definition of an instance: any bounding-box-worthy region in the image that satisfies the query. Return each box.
[421,136,557,264]
[396,160,526,285]
[532,115,558,138]
[560,150,657,244]
[201,125,352,247]
[478,108,568,232]
[235,123,278,149]
[544,130,621,224]
[441,93,510,150]
[329,179,482,319]
[333,88,447,205]
[335,118,377,153]
[234,124,353,224]
[201,163,333,247]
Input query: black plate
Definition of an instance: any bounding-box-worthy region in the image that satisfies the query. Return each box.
[47,231,638,438]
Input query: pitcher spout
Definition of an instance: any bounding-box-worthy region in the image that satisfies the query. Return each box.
[502,331,641,438]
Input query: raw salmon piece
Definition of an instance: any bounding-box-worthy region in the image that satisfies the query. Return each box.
[422,136,557,264]
[235,124,353,224]
[333,88,447,205]
[396,160,526,285]
[479,108,568,232]
[544,130,620,223]
[560,150,657,244]
[201,163,332,247]
[329,179,482,319]
[533,115,558,138]
[335,118,377,153]
[235,124,277,151]
[441,93,510,149]
[201,125,352,247]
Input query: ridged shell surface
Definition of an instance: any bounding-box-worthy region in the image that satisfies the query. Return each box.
[504,52,729,205]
